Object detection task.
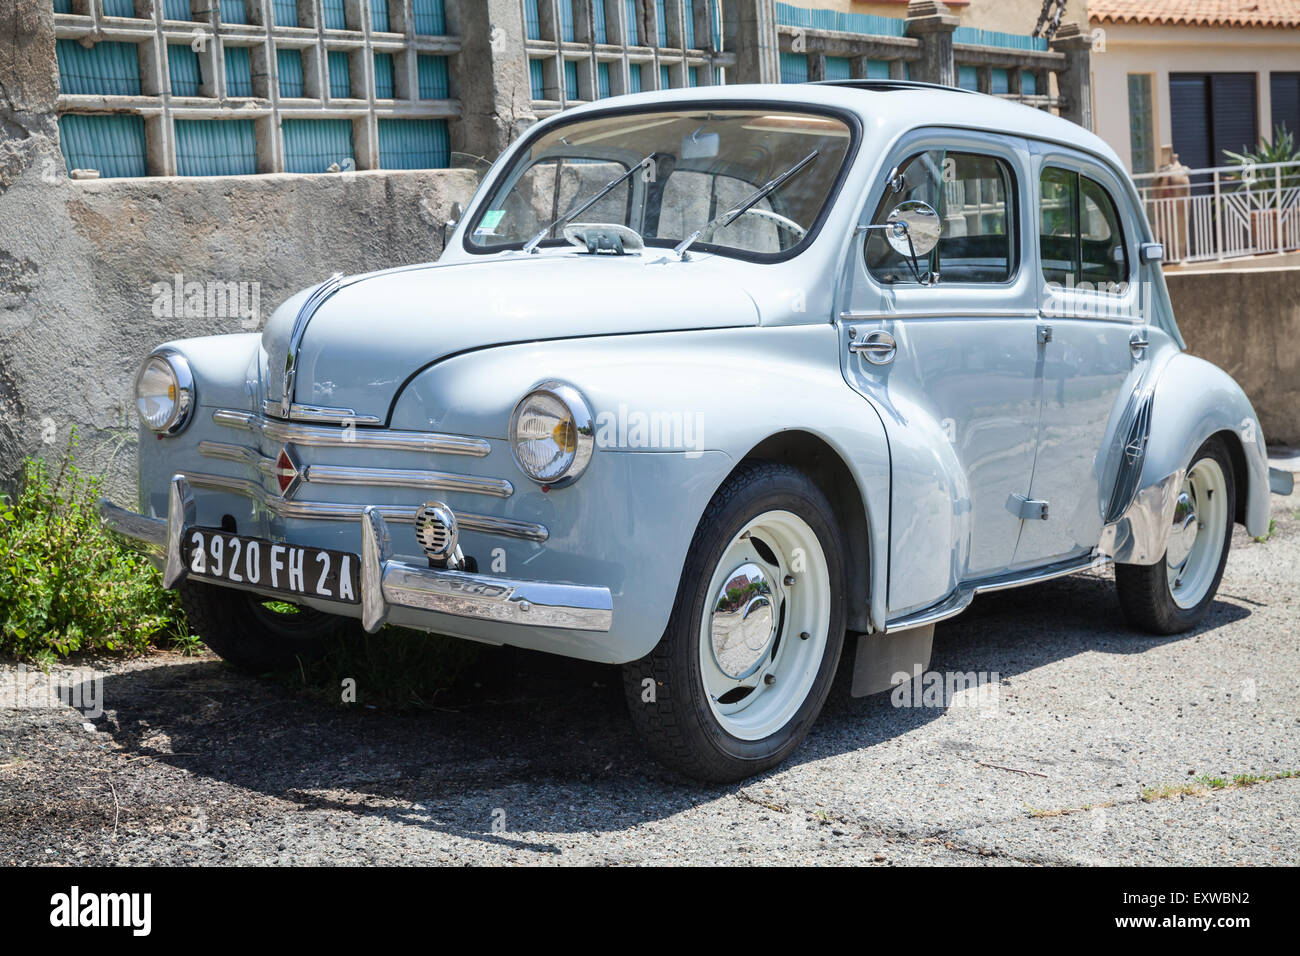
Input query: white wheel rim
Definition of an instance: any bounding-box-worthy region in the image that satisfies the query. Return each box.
[698,510,831,741]
[1166,457,1228,609]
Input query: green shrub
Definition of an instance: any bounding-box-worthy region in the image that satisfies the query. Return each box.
[0,436,188,661]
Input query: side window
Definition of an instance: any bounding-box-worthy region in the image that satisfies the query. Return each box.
[866,150,1016,284]
[1038,165,1130,293]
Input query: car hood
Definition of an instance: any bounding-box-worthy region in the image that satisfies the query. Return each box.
[260,253,761,423]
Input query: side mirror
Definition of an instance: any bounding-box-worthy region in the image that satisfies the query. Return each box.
[1140,242,1164,263]
[885,200,941,259]
[442,201,464,247]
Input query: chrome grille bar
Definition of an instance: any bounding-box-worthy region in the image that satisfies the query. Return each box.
[182,471,548,543]
[213,409,491,457]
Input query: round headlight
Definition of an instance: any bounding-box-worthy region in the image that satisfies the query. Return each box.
[509,381,594,486]
[134,350,194,435]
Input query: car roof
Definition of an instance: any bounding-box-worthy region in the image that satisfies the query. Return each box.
[553,81,1125,174]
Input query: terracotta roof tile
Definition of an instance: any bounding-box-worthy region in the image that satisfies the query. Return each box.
[1090,0,1300,28]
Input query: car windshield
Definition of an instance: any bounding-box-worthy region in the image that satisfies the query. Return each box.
[465,107,855,260]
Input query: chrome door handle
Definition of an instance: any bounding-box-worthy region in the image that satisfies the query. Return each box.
[1129,329,1149,358]
[849,329,896,365]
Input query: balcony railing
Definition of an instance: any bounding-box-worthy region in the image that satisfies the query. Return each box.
[1134,160,1300,264]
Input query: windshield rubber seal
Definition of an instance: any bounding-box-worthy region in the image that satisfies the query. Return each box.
[460,99,864,265]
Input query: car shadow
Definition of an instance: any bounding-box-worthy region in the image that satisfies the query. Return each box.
[84,571,1251,844]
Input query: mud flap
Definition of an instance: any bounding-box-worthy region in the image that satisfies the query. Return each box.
[851,624,935,698]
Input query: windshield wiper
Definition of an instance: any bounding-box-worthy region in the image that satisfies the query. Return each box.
[673,150,819,260]
[523,153,657,254]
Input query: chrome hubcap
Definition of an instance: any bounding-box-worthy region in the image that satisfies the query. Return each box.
[698,511,831,741]
[710,562,778,679]
[1166,457,1228,609]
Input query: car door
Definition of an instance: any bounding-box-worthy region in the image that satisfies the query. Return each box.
[839,131,1043,617]
[1010,149,1148,568]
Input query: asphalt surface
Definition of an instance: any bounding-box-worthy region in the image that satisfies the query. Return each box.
[1,491,1297,866]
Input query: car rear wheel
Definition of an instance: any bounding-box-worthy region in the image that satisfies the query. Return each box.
[1115,437,1235,635]
[179,580,354,673]
[622,462,846,783]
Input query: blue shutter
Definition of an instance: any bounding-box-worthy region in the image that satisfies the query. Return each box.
[560,0,576,41]
[373,53,395,99]
[688,66,698,87]
[54,0,73,13]
[412,0,446,35]
[823,56,851,81]
[660,64,669,88]
[1021,71,1037,95]
[218,0,248,25]
[56,40,142,96]
[528,58,545,99]
[597,62,611,97]
[378,118,449,169]
[272,0,297,27]
[175,119,257,176]
[656,0,667,45]
[328,51,351,98]
[278,48,304,98]
[372,0,390,32]
[162,0,192,19]
[625,0,639,44]
[564,60,579,98]
[594,0,608,43]
[957,65,978,90]
[283,118,354,173]
[865,59,890,79]
[628,62,642,92]
[102,0,136,17]
[418,55,449,99]
[991,68,1009,94]
[684,0,695,48]
[224,46,253,97]
[322,0,346,29]
[779,52,807,84]
[525,0,541,40]
[168,43,203,96]
[58,113,147,178]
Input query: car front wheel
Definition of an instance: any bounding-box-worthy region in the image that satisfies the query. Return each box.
[1115,437,1236,635]
[622,462,847,783]
[180,580,355,673]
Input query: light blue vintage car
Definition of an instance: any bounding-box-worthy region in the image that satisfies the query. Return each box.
[103,81,1291,782]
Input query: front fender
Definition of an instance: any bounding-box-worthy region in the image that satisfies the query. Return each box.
[392,323,892,649]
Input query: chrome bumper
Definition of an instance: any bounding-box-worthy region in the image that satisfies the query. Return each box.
[98,475,614,635]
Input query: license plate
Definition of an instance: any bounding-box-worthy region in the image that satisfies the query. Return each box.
[182,528,360,605]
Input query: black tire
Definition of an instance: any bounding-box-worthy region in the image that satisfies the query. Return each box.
[179,580,355,673]
[621,461,847,783]
[1115,437,1236,635]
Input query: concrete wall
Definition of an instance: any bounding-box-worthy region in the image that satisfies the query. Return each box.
[0,4,477,499]
[1169,266,1300,445]
[1089,21,1300,173]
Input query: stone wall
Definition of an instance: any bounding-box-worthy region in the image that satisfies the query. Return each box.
[1168,266,1300,446]
[0,4,477,499]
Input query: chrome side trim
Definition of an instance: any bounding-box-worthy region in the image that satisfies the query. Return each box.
[840,309,1040,321]
[1098,469,1186,565]
[363,510,612,633]
[281,273,345,418]
[214,409,491,457]
[885,553,1106,632]
[198,441,513,498]
[181,471,549,542]
[263,400,383,426]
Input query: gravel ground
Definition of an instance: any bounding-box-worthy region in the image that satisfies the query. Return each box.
[2,492,1297,866]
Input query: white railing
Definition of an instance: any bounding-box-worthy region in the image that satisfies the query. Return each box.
[1132,160,1300,264]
